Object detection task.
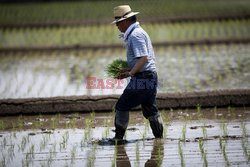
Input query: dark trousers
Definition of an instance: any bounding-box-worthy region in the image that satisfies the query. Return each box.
[115,71,163,139]
[116,71,158,117]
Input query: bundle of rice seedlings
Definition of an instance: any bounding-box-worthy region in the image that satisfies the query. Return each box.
[106,59,128,79]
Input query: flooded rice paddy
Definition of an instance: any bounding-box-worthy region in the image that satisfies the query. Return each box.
[0,44,250,99]
[0,107,249,166]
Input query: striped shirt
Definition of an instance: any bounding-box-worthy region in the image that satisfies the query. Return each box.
[125,22,156,72]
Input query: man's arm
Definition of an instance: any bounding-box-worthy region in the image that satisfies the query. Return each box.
[118,56,148,79]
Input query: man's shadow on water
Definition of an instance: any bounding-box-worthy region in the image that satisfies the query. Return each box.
[115,139,164,167]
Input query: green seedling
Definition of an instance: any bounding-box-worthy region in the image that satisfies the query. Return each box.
[213,106,217,119]
[222,141,230,166]
[219,137,223,150]
[199,139,208,167]
[162,111,170,138]
[136,142,140,166]
[51,142,57,158]
[17,115,24,130]
[29,144,35,159]
[80,131,85,148]
[182,123,187,142]
[241,122,250,161]
[22,144,35,167]
[2,137,7,149]
[48,141,58,166]
[241,137,250,162]
[178,140,185,167]
[68,118,77,129]
[61,131,69,149]
[71,145,77,164]
[220,119,228,137]
[227,106,232,115]
[69,113,79,129]
[111,141,118,167]
[50,114,61,129]
[90,112,95,122]
[219,137,230,166]
[19,135,29,152]
[86,143,97,167]
[50,117,57,130]
[202,122,207,139]
[106,59,128,79]
[84,118,92,141]
[1,153,6,167]
[7,144,15,162]
[156,143,163,167]
[196,104,202,121]
[142,118,150,139]
[102,119,110,139]
[38,114,44,128]
[240,122,247,138]
[0,119,5,130]
[228,105,237,118]
[11,121,17,130]
[47,149,54,167]
[40,134,49,151]
[32,115,40,130]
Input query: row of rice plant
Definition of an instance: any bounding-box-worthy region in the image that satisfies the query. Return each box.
[1,19,250,47]
[1,0,250,24]
[175,106,250,166]
[1,43,249,99]
[0,108,248,166]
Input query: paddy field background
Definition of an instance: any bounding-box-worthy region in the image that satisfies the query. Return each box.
[0,0,250,166]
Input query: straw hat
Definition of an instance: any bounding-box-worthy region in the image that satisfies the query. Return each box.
[111,5,139,24]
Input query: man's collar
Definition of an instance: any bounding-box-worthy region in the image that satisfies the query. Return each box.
[124,22,139,40]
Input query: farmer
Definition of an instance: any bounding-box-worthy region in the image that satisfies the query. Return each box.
[111,5,163,140]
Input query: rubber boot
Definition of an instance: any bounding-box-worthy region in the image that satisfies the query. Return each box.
[114,110,129,140]
[114,124,126,140]
[148,114,164,138]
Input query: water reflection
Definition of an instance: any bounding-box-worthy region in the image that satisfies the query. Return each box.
[116,139,164,167]
[145,139,164,167]
[116,144,131,167]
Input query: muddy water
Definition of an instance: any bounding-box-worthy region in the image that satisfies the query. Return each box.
[0,107,249,166]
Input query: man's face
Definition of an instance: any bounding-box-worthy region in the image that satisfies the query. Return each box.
[116,20,127,33]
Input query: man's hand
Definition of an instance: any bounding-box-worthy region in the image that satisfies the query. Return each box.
[117,71,130,79]
[119,68,130,73]
[117,56,148,79]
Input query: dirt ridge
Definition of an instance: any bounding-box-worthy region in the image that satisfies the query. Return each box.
[0,89,249,115]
